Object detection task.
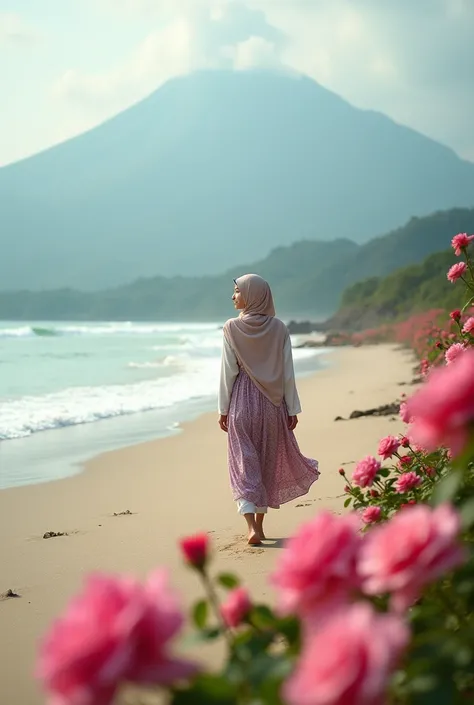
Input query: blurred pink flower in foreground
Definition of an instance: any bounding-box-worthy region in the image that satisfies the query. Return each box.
[395,472,422,494]
[406,348,474,455]
[445,343,466,365]
[399,401,413,423]
[271,511,361,619]
[220,587,252,628]
[377,435,400,460]
[447,261,467,282]
[463,317,474,334]
[36,570,198,705]
[352,456,381,488]
[362,506,382,525]
[451,232,474,256]
[283,603,409,705]
[358,504,465,612]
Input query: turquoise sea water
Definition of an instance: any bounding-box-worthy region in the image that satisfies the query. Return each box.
[0,321,328,489]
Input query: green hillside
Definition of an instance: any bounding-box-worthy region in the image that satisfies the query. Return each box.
[0,207,473,321]
[329,249,473,331]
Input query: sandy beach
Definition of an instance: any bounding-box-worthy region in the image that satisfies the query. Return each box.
[0,343,418,704]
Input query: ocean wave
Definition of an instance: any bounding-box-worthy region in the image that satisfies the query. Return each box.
[0,322,221,339]
[0,356,221,440]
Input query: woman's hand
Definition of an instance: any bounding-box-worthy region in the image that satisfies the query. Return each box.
[218,414,228,432]
[288,415,298,431]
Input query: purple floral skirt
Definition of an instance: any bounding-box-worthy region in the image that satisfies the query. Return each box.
[227,370,320,509]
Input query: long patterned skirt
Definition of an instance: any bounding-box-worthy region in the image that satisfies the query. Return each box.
[227,370,320,510]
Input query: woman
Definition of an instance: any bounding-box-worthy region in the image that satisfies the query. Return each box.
[218,273,320,545]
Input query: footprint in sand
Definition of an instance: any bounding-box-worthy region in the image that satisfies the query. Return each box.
[219,536,265,557]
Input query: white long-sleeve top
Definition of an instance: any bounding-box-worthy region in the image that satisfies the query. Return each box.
[218,334,302,416]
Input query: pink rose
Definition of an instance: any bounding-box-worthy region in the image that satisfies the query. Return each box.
[377,435,400,460]
[271,511,362,619]
[352,456,381,488]
[179,533,209,570]
[362,506,382,525]
[399,401,413,423]
[358,504,466,611]
[283,603,409,705]
[397,454,413,469]
[36,571,198,705]
[395,471,422,493]
[406,349,474,455]
[451,232,474,256]
[220,587,252,628]
[445,343,466,365]
[450,309,461,321]
[447,261,467,282]
[463,317,474,334]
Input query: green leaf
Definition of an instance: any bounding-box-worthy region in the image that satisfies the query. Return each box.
[249,604,277,630]
[379,467,391,477]
[460,497,474,529]
[344,497,352,508]
[172,674,238,704]
[216,573,240,590]
[430,469,462,506]
[192,599,209,630]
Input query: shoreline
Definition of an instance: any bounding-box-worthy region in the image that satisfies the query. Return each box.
[0,343,418,704]
[0,346,332,491]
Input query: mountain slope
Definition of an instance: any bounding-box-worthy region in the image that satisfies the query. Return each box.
[1,208,472,321]
[1,70,474,291]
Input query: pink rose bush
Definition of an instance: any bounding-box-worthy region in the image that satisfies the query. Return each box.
[271,511,362,619]
[37,229,474,705]
[352,455,381,488]
[36,571,198,705]
[361,505,382,524]
[406,348,474,455]
[395,471,422,493]
[359,504,466,611]
[283,604,409,705]
[451,232,474,256]
[220,587,252,628]
[378,435,400,460]
[445,342,466,364]
[447,261,467,282]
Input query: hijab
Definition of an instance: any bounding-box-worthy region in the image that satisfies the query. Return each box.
[223,273,288,406]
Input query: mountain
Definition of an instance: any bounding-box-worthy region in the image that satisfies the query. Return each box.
[1,70,474,291]
[1,208,472,322]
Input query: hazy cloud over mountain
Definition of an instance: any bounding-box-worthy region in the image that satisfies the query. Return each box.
[1,0,473,164]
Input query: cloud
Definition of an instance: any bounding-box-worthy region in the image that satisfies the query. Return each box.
[50,0,474,161]
[0,12,41,46]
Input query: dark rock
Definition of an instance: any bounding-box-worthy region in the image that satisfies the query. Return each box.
[349,402,400,419]
[1,589,20,599]
[43,531,67,539]
[113,510,133,516]
[287,320,327,335]
[334,415,345,421]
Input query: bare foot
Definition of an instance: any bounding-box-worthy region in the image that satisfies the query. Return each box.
[247,530,262,546]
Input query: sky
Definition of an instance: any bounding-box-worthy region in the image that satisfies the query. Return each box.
[1,0,473,166]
